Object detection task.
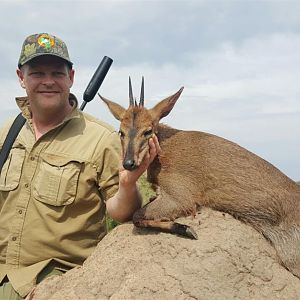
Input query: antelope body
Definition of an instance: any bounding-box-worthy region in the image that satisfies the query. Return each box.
[100,79,300,278]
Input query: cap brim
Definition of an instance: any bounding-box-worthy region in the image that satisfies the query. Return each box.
[18,53,73,68]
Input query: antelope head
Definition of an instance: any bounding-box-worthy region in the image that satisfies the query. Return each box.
[99,77,184,171]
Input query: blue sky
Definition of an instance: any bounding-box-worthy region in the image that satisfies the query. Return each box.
[0,0,299,180]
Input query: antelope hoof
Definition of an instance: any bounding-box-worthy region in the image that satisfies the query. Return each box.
[172,222,198,240]
[186,226,198,240]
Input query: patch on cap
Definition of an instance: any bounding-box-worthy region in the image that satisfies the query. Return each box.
[37,34,55,49]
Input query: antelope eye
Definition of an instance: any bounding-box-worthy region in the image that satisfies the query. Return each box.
[143,129,153,137]
[119,130,125,139]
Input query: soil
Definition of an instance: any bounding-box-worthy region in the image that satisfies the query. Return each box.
[29,208,300,300]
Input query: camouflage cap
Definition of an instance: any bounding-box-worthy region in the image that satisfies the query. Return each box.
[18,33,73,68]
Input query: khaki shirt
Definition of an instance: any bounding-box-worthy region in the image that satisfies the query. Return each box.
[0,94,121,297]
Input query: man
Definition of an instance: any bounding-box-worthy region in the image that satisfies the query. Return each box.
[0,33,160,299]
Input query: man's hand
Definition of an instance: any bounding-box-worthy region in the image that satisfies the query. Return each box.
[119,135,161,186]
[106,135,161,223]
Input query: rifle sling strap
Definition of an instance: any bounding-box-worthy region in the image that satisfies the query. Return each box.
[0,113,26,174]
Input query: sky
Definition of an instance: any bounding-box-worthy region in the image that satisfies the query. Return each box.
[0,0,299,180]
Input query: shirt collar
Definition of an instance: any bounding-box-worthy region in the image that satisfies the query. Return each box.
[15,93,80,124]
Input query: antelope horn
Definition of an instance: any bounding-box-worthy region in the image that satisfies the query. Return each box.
[139,76,144,107]
[129,76,134,106]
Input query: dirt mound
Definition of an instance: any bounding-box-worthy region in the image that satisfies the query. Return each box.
[30,208,300,300]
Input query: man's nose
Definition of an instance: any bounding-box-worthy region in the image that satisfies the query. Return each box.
[41,75,56,85]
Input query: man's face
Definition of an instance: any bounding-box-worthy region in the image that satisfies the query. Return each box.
[17,56,75,114]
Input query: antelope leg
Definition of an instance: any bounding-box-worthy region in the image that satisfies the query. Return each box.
[132,194,198,239]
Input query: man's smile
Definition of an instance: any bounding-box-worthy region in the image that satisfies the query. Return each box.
[38,91,60,94]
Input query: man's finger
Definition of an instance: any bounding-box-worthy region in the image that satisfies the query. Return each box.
[152,135,162,153]
[148,136,160,161]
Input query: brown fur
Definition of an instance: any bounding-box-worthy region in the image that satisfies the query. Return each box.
[99,87,300,278]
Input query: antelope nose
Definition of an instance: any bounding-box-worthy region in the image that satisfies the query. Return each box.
[123,159,136,170]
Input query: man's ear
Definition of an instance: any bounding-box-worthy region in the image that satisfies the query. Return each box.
[16,69,26,89]
[69,68,75,88]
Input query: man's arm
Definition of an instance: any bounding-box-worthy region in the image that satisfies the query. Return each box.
[106,135,161,223]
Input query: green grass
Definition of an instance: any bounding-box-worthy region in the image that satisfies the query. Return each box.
[106,217,119,232]
[106,173,156,231]
[137,173,156,205]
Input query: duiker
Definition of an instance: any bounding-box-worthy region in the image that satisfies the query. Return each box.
[100,78,300,278]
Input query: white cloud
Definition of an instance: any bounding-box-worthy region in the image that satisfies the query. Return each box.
[83,32,300,180]
[0,1,300,180]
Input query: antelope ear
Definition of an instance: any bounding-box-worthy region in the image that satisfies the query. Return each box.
[149,87,184,121]
[99,94,126,121]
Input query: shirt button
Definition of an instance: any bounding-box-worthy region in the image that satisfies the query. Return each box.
[30,156,35,161]
[25,183,29,188]
[18,210,23,214]
[12,237,17,241]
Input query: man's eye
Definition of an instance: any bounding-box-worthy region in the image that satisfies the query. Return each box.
[30,72,43,77]
[53,72,65,77]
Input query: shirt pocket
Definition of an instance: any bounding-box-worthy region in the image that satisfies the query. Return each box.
[0,147,25,191]
[33,154,83,206]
